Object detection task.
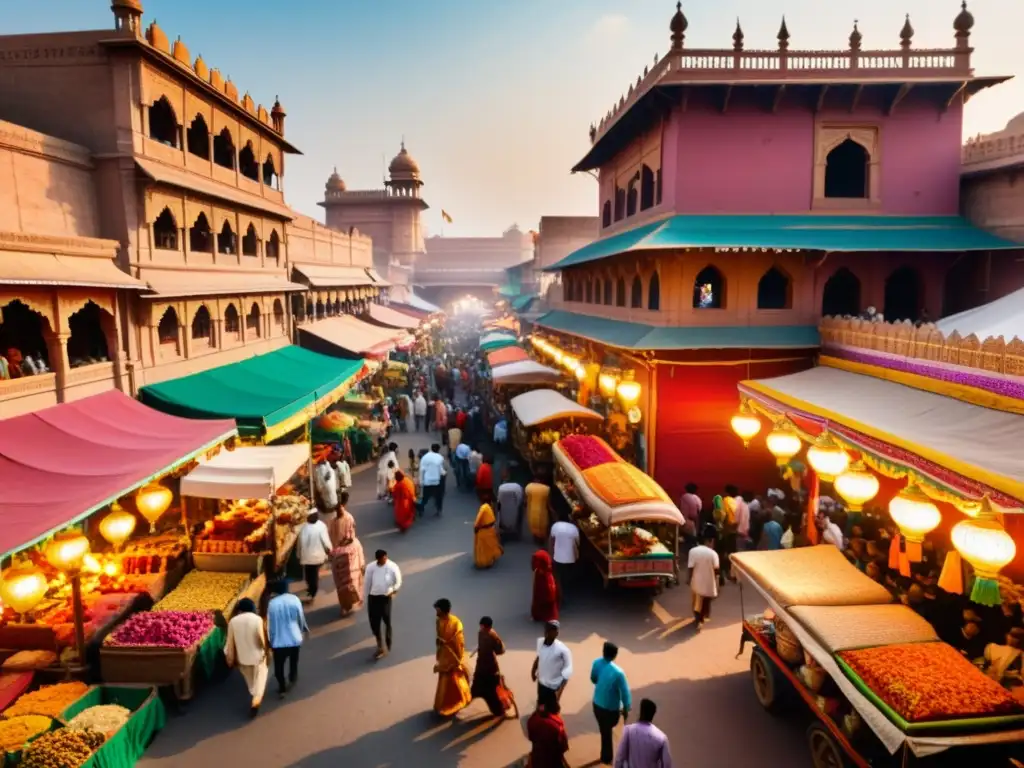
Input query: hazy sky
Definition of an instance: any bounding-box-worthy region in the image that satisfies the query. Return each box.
[7,1,1022,236]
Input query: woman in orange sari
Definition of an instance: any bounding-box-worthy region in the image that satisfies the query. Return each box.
[392,470,417,533]
[432,599,472,718]
[531,550,559,623]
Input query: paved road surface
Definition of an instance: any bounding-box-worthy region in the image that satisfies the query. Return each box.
[140,427,810,767]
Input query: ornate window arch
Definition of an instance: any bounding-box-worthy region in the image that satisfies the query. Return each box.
[186,114,209,159]
[821,267,861,317]
[217,219,237,255]
[239,142,259,181]
[813,125,880,207]
[224,303,240,334]
[148,96,178,147]
[266,229,281,262]
[601,201,612,228]
[189,212,212,253]
[263,154,279,188]
[631,275,643,308]
[693,265,725,309]
[615,277,626,307]
[157,306,179,345]
[153,207,178,250]
[756,266,792,310]
[213,127,236,170]
[647,271,661,311]
[191,305,212,341]
[272,299,286,330]
[242,223,260,257]
[246,302,262,337]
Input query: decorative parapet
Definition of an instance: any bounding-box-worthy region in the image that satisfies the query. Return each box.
[962,115,1024,171]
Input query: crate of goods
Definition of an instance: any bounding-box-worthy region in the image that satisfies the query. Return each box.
[192,497,306,573]
[61,685,166,768]
[151,570,250,626]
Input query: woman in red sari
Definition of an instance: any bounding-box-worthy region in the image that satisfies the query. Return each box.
[531,550,559,623]
[475,458,494,504]
[392,470,417,533]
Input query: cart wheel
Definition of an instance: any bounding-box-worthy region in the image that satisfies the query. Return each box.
[807,723,847,768]
[750,648,786,713]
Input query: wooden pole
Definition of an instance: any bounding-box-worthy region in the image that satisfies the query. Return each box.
[71,573,87,668]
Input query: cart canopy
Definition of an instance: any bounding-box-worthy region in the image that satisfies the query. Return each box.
[510,389,602,427]
[493,360,565,386]
[487,346,530,367]
[180,444,310,500]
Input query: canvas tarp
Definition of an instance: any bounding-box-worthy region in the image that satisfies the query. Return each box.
[936,285,1024,341]
[492,360,565,386]
[180,444,309,499]
[367,303,420,330]
[0,391,235,557]
[299,315,401,357]
[139,346,365,441]
[510,388,603,427]
[487,346,530,367]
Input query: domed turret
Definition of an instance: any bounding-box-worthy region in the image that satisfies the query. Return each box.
[111,0,143,33]
[325,168,346,193]
[145,20,169,53]
[669,2,687,49]
[388,142,421,178]
[954,1,974,35]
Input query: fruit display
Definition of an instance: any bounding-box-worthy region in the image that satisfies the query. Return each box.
[193,496,307,555]
[3,682,89,719]
[317,411,356,434]
[67,704,131,736]
[108,611,213,648]
[118,534,189,574]
[0,715,52,751]
[557,435,618,471]
[838,642,1022,723]
[21,727,104,768]
[152,570,248,615]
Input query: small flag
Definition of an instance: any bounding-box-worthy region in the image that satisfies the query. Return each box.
[441,210,453,224]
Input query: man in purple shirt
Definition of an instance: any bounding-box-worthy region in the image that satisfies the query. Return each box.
[679,483,701,538]
[614,698,672,768]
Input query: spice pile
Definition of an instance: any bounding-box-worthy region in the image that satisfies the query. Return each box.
[109,611,213,648]
[4,682,89,719]
[152,570,248,614]
[21,728,104,768]
[67,704,131,735]
[0,715,52,752]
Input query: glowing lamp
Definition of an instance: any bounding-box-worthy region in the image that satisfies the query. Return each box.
[627,406,642,425]
[729,402,761,447]
[952,496,1017,607]
[99,506,137,551]
[45,531,90,574]
[598,372,618,399]
[574,365,586,381]
[551,349,564,365]
[563,355,579,371]
[765,419,802,466]
[806,432,849,481]
[0,564,49,618]
[889,483,940,564]
[136,482,173,533]
[833,460,880,512]
[616,371,642,407]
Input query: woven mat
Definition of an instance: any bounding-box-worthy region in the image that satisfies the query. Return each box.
[790,604,938,652]
[581,463,670,507]
[732,546,893,608]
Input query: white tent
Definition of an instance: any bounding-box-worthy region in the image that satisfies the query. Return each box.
[180,444,310,499]
[492,361,566,387]
[509,388,603,426]
[936,285,1024,341]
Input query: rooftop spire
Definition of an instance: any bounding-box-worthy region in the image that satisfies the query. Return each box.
[777,16,790,51]
[733,18,744,52]
[849,19,862,52]
[900,14,914,49]
[670,2,687,50]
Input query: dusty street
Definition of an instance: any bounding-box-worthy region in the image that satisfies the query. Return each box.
[140,428,809,767]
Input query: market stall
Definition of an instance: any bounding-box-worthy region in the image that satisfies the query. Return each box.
[479,331,518,353]
[486,345,530,368]
[492,360,565,387]
[365,303,421,331]
[298,316,400,360]
[551,434,682,589]
[509,389,603,471]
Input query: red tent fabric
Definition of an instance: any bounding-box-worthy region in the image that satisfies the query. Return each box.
[0,391,236,557]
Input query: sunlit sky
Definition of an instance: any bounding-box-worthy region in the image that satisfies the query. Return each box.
[7,0,1022,236]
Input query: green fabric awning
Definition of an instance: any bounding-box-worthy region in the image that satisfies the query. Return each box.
[512,294,538,312]
[139,346,365,441]
[535,310,819,350]
[480,337,519,352]
[546,215,1021,271]
[497,285,521,298]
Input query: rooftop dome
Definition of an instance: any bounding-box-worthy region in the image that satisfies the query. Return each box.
[111,0,143,12]
[326,168,346,193]
[954,1,974,34]
[388,142,420,177]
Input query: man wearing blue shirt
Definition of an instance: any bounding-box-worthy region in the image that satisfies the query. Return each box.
[266,581,309,698]
[591,641,632,766]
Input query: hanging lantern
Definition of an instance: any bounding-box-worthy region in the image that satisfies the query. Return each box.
[729,402,761,447]
[616,370,642,407]
[952,496,1016,607]
[562,355,579,371]
[806,432,849,481]
[45,531,90,574]
[627,406,642,424]
[0,564,49,618]
[765,419,802,465]
[136,482,173,533]
[955,499,982,518]
[598,372,619,399]
[889,483,940,562]
[574,364,586,381]
[833,460,880,512]
[99,505,137,551]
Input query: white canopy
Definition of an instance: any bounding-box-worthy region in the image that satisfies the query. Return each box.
[180,444,309,499]
[492,360,565,386]
[510,388,603,427]
[937,285,1024,341]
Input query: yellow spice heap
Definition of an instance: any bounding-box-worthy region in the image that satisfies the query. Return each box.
[152,570,248,613]
[3,682,89,719]
[0,716,52,752]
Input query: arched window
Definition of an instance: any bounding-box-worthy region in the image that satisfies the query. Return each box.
[648,271,661,310]
[272,299,285,330]
[602,277,612,305]
[242,223,260,257]
[585,279,593,304]
[157,307,178,345]
[148,97,178,147]
[213,128,235,170]
[693,266,724,309]
[224,304,240,334]
[246,303,262,337]
[239,142,259,181]
[67,302,110,367]
[640,165,655,211]
[824,139,869,199]
[266,229,281,262]
[757,266,792,310]
[186,114,209,159]
[0,300,49,373]
[191,306,212,341]
[153,208,178,250]
[263,155,278,188]
[189,213,212,253]
[217,220,236,255]
[626,174,639,217]
[615,277,626,307]
[305,299,314,317]
[614,188,625,222]
[884,266,923,323]
[821,267,861,317]
[631,275,642,308]
[601,201,612,228]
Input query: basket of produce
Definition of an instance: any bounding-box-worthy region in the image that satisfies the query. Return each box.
[2,682,89,719]
[773,618,804,666]
[152,570,249,624]
[61,685,166,767]
[20,727,104,768]
[100,612,223,701]
[0,715,57,763]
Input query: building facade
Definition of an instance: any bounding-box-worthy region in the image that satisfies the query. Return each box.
[534,216,599,304]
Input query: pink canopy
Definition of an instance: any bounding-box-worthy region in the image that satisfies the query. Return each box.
[0,391,236,557]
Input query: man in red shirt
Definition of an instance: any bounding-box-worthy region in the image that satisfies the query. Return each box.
[527,692,569,768]
[455,409,468,430]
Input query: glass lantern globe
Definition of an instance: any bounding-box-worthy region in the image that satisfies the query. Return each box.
[45,531,91,574]
[136,482,173,533]
[834,460,880,512]
[951,496,1016,606]
[99,506,137,551]
[0,564,49,618]
[806,432,849,481]
[598,372,619,399]
[765,419,802,466]
[889,483,941,546]
[729,402,761,447]
[616,371,642,407]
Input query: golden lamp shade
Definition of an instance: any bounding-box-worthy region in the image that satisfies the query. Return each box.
[616,371,642,407]
[806,432,849,482]
[0,564,49,616]
[833,460,880,512]
[136,482,173,533]
[562,355,579,371]
[889,484,941,544]
[729,402,761,447]
[765,419,802,466]
[45,531,91,574]
[598,372,619,399]
[99,506,137,551]
[574,364,586,381]
[951,496,1015,606]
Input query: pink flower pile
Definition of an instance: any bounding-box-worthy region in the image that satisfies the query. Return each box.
[559,435,618,470]
[109,611,213,648]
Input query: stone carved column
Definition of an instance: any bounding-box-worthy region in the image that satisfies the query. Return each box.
[44,331,71,403]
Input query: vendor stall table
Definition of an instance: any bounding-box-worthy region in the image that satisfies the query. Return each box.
[62,684,166,768]
[99,626,224,702]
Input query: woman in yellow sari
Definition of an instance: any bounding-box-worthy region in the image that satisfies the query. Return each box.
[473,503,503,569]
[433,599,472,718]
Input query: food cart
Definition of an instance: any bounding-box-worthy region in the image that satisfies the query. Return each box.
[509,389,603,475]
[731,546,1024,768]
[551,435,682,590]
